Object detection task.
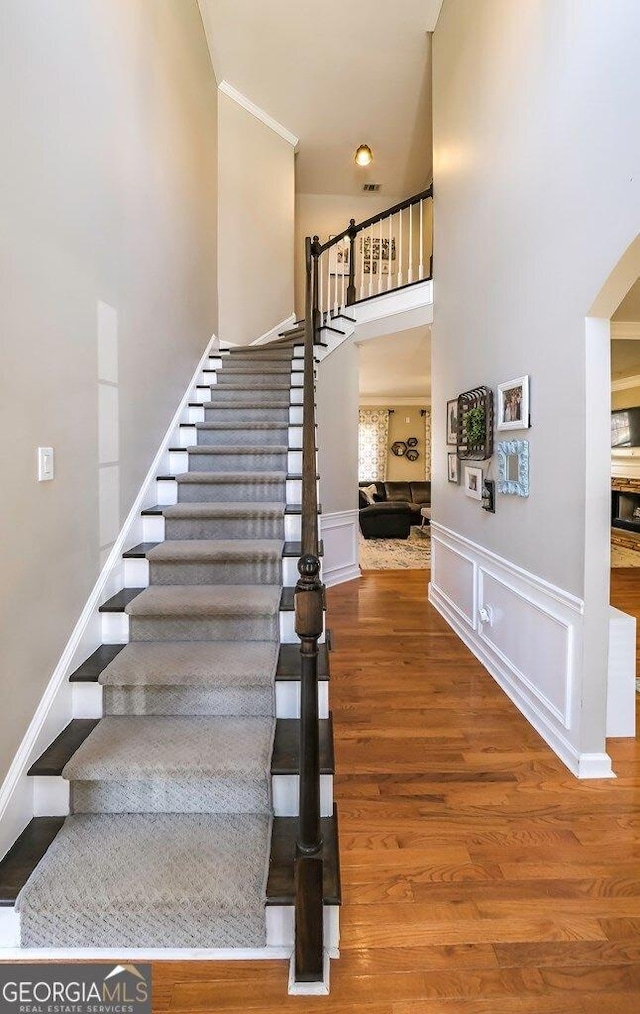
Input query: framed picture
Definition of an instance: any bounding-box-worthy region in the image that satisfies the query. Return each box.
[328,235,350,276]
[464,465,483,500]
[446,399,458,445]
[497,376,529,430]
[361,236,396,275]
[447,452,459,483]
[497,440,530,497]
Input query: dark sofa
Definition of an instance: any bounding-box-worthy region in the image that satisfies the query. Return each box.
[359,480,432,539]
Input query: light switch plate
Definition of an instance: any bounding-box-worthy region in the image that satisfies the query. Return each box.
[37,447,54,481]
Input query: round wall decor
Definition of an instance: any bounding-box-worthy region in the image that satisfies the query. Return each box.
[405,448,420,462]
[407,437,418,447]
[391,441,407,457]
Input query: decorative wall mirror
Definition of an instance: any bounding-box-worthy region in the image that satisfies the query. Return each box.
[497,440,529,497]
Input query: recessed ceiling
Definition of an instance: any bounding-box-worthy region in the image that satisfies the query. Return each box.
[199,0,442,197]
[358,326,431,400]
[612,339,640,380]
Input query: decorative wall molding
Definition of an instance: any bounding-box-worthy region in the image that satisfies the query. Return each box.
[320,510,361,587]
[0,336,219,863]
[218,81,299,149]
[428,521,614,780]
[250,313,296,347]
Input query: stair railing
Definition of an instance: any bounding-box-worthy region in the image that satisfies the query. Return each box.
[314,185,433,321]
[294,235,325,982]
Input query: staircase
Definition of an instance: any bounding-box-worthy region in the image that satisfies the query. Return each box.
[0,338,339,971]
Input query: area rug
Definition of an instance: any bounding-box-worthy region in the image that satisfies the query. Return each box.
[359,526,431,570]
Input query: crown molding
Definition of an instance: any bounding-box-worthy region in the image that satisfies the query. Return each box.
[218,81,299,149]
[359,396,431,407]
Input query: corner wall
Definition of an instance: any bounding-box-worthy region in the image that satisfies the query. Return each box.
[218,92,295,345]
[431,0,640,772]
[0,0,218,785]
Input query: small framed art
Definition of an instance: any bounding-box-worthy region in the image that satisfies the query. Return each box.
[446,399,458,445]
[497,376,529,430]
[464,465,483,500]
[447,453,459,483]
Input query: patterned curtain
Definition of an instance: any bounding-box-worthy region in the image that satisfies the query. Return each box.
[424,408,432,480]
[358,409,390,481]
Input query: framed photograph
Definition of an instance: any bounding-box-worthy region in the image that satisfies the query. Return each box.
[361,236,396,275]
[464,465,483,500]
[328,235,350,276]
[447,452,459,483]
[497,376,529,430]
[446,399,458,445]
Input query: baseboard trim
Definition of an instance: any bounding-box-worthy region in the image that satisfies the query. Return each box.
[250,313,297,347]
[0,335,219,863]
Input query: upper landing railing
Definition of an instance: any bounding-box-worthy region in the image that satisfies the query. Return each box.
[314,185,433,320]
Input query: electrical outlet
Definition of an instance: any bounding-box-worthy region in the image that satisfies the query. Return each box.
[478,605,493,626]
[37,447,55,481]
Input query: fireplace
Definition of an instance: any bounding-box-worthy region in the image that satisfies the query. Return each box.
[612,485,640,532]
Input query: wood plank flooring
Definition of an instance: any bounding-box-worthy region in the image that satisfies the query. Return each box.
[151,569,640,1013]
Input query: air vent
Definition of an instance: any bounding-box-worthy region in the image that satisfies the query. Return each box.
[362,183,381,192]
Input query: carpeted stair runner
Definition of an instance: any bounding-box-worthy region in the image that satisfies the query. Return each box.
[17,346,297,949]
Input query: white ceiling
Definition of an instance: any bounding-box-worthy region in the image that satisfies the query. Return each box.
[199,0,442,197]
[358,326,431,400]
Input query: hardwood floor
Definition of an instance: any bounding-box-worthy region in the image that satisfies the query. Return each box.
[153,569,640,1013]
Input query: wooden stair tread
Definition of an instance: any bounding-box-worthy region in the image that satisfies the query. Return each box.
[69,644,126,682]
[0,817,65,906]
[277,643,330,681]
[99,588,145,612]
[271,716,334,775]
[27,719,99,776]
[266,807,341,906]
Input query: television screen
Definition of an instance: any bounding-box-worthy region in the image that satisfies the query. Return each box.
[612,407,640,447]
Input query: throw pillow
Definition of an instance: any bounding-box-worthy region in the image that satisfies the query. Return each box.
[361,484,379,506]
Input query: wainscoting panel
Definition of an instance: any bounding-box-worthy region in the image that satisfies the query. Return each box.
[320,510,361,587]
[429,522,612,779]
[431,536,476,628]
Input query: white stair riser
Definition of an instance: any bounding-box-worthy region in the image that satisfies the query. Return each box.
[272,775,333,818]
[124,557,312,588]
[290,406,303,425]
[71,680,329,721]
[199,371,218,387]
[208,356,223,370]
[142,514,302,541]
[102,610,324,646]
[0,909,20,948]
[266,905,339,951]
[33,776,69,817]
[188,405,205,423]
[178,425,302,450]
[30,773,332,820]
[287,479,319,501]
[167,450,302,474]
[72,682,103,719]
[142,515,165,541]
[275,681,329,720]
[157,479,178,505]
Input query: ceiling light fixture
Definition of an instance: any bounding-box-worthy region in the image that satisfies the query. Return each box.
[354,144,373,167]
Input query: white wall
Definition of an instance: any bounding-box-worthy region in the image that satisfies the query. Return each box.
[431,0,640,773]
[218,93,295,345]
[0,0,218,784]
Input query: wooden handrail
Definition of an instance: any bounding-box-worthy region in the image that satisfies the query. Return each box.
[293,236,325,983]
[316,184,433,253]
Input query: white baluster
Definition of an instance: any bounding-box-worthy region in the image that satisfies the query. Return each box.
[340,240,345,311]
[367,227,373,297]
[408,203,414,283]
[387,213,393,291]
[398,209,403,287]
[376,218,382,294]
[419,200,424,280]
[333,245,339,318]
[360,231,365,301]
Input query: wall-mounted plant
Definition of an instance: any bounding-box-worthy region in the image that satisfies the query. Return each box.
[457,386,494,460]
